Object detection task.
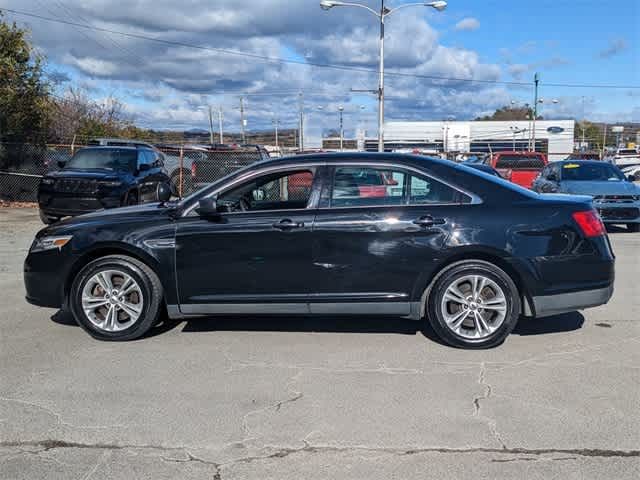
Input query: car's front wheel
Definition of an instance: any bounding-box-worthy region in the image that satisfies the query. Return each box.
[69,255,163,341]
[426,260,521,349]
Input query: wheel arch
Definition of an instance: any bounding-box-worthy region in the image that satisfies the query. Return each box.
[417,251,534,319]
[64,243,164,303]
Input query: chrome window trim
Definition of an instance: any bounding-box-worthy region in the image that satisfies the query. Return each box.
[181,162,326,217]
[326,161,482,207]
[181,159,482,217]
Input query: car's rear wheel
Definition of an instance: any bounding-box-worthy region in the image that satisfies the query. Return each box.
[426,260,521,349]
[69,255,163,341]
[125,191,138,206]
[627,223,640,233]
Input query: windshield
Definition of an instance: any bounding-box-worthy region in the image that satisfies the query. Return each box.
[65,149,138,171]
[495,155,545,169]
[561,163,625,181]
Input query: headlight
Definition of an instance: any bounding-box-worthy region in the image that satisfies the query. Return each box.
[30,235,73,253]
[99,181,123,187]
[41,178,55,185]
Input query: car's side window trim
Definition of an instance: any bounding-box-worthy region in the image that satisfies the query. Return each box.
[322,162,479,209]
[181,163,326,217]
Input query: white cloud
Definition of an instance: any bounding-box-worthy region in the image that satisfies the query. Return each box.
[454,17,480,32]
[3,0,509,135]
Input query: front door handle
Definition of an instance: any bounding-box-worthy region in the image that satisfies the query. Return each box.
[273,219,304,230]
[413,216,446,227]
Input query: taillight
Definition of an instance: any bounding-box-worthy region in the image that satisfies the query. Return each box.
[191,162,197,178]
[572,210,606,237]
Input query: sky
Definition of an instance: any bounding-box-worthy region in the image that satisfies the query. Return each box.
[1,0,639,145]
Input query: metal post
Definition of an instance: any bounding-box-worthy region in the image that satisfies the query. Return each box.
[298,92,304,152]
[273,116,279,148]
[339,107,344,151]
[178,146,184,198]
[218,107,224,144]
[532,73,539,152]
[239,96,246,144]
[581,96,586,150]
[601,123,607,160]
[208,106,215,145]
[377,2,385,152]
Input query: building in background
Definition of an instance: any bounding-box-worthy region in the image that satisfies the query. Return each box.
[361,120,575,161]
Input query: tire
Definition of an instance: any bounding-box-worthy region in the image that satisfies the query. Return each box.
[39,210,59,225]
[627,223,640,233]
[125,190,138,206]
[425,260,521,349]
[170,170,192,197]
[69,255,163,341]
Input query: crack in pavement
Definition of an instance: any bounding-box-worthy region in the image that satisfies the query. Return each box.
[2,440,638,460]
[472,362,506,450]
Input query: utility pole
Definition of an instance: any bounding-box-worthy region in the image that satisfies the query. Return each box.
[208,105,215,145]
[339,106,344,151]
[272,116,279,148]
[601,123,607,160]
[239,96,246,144]
[298,92,304,152]
[581,96,586,150]
[218,107,224,144]
[532,72,539,152]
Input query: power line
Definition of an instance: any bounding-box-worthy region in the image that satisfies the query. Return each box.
[5,8,639,90]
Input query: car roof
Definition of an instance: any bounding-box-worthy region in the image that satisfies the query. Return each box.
[557,159,614,166]
[77,146,149,152]
[249,152,455,169]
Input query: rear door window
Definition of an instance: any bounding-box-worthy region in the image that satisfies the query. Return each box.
[330,167,406,207]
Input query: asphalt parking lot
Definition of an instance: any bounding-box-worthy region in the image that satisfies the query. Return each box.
[0,207,638,479]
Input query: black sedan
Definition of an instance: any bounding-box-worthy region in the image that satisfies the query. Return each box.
[25,153,615,348]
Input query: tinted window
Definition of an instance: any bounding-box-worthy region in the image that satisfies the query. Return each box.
[560,163,625,182]
[65,149,137,171]
[409,175,461,204]
[218,169,314,212]
[331,167,406,207]
[495,155,545,169]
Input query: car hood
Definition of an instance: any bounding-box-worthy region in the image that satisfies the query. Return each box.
[45,168,123,181]
[559,180,640,196]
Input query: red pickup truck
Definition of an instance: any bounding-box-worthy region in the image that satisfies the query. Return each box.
[489,151,547,189]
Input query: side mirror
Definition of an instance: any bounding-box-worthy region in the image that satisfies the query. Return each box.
[57,160,66,169]
[627,174,637,182]
[156,182,171,203]
[195,197,221,220]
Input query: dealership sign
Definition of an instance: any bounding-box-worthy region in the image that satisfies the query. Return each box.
[547,126,565,134]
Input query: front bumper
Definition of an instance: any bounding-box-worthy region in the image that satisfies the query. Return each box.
[38,195,122,218]
[24,249,76,309]
[594,201,640,223]
[532,284,614,318]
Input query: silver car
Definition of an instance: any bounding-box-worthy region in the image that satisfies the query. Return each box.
[532,160,640,232]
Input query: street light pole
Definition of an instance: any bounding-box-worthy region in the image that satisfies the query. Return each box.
[378,1,385,152]
[218,107,224,144]
[321,1,447,153]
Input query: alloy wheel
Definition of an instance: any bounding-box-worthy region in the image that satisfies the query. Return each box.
[81,269,144,332]
[439,274,507,340]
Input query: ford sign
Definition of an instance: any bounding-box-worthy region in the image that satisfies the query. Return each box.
[547,126,565,134]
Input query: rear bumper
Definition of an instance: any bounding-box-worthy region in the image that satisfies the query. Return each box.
[532,284,614,318]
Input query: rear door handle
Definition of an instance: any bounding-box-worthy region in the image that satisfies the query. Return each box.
[273,219,304,230]
[412,216,446,227]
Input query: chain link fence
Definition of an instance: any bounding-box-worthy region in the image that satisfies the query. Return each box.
[0,142,269,202]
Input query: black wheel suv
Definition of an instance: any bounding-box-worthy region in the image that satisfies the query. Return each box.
[25,153,615,348]
[37,146,170,224]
